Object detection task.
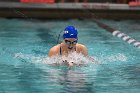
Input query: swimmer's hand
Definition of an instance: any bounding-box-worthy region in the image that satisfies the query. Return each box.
[62,60,75,67]
[62,60,68,65]
[62,56,74,67]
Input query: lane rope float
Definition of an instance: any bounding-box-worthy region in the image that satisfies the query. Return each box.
[93,19,140,49]
[73,3,140,49]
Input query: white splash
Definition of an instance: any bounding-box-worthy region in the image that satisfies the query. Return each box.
[98,53,127,63]
[42,52,97,66]
[14,52,98,66]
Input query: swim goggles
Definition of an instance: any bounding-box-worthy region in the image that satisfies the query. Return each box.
[65,40,77,45]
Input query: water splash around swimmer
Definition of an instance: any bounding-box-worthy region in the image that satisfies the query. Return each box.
[14,52,127,67]
[43,51,97,67]
[14,51,97,67]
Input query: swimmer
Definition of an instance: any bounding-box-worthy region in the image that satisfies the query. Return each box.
[48,26,88,67]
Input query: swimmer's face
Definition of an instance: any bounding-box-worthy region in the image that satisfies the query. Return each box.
[64,38,77,49]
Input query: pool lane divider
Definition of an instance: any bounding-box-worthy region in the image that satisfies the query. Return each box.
[93,19,140,49]
[8,4,140,49]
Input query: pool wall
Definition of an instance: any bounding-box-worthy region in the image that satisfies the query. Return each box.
[0,2,140,19]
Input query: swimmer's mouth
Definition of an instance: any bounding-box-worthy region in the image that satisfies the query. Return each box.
[68,47,73,49]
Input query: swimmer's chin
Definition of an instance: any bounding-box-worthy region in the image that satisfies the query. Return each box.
[68,47,73,50]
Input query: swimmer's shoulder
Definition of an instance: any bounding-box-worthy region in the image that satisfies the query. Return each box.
[48,44,60,57]
[76,43,88,56]
[76,43,87,50]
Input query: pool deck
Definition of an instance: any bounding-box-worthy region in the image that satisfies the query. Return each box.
[0,2,140,19]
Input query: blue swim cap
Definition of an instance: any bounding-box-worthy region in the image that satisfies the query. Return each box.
[63,26,78,39]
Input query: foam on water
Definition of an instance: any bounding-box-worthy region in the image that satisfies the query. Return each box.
[98,53,128,64]
[14,52,98,67]
[14,51,128,68]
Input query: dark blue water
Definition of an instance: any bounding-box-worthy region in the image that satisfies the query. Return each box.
[0,18,140,93]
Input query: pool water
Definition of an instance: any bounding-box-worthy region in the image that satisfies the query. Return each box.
[0,18,140,93]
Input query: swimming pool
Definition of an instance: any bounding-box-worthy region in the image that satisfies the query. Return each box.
[0,18,140,93]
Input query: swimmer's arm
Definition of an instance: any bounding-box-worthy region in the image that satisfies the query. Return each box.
[83,46,88,56]
[48,46,59,57]
[80,44,88,56]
